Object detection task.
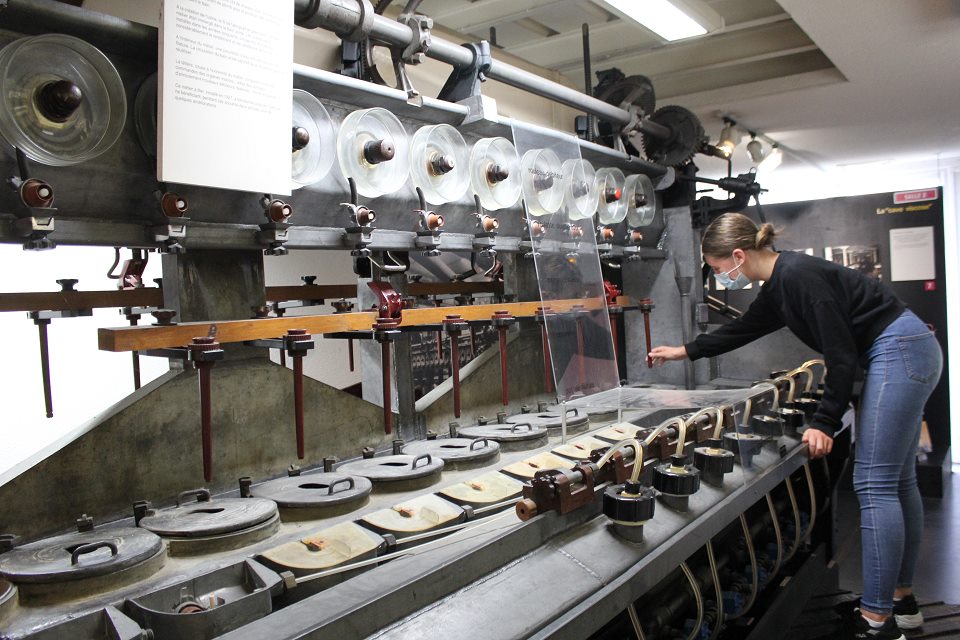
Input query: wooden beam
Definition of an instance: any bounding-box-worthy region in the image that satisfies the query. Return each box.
[97,297,607,353]
[0,289,163,313]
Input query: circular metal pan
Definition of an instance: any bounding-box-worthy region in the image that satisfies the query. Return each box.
[0,526,162,584]
[138,494,278,538]
[0,579,18,620]
[250,473,372,510]
[337,454,445,492]
[456,422,549,452]
[0,34,126,166]
[504,410,590,433]
[402,438,500,469]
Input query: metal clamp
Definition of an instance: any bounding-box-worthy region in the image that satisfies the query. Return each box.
[396,13,432,65]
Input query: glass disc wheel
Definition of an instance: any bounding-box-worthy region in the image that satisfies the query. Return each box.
[595,167,627,225]
[0,34,127,166]
[408,123,470,205]
[470,137,521,211]
[336,107,410,198]
[291,89,336,189]
[520,148,563,217]
[625,174,658,227]
[562,158,598,220]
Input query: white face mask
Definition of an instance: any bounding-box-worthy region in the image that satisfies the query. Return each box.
[715,259,750,290]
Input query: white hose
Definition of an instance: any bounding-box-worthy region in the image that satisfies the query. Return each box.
[765,494,783,583]
[627,603,647,640]
[680,561,705,640]
[706,540,724,640]
[801,463,817,544]
[727,513,758,619]
[784,479,802,562]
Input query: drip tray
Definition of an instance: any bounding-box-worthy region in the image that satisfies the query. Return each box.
[124,559,282,640]
[20,606,147,640]
[552,436,611,461]
[438,471,523,509]
[500,452,572,480]
[359,494,464,540]
[138,490,279,556]
[258,521,385,600]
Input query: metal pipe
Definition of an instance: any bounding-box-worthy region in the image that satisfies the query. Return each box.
[293,353,305,459]
[498,323,509,406]
[347,337,355,371]
[582,23,593,144]
[381,339,392,434]
[0,0,158,59]
[197,363,214,481]
[35,318,53,418]
[128,314,142,390]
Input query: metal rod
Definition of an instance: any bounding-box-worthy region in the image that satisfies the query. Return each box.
[35,318,53,418]
[641,308,653,369]
[450,331,462,418]
[280,347,287,368]
[540,320,553,395]
[381,339,392,434]
[0,0,159,59]
[581,23,593,144]
[608,311,619,372]
[498,325,509,406]
[198,363,214,481]
[469,325,477,357]
[293,353,305,459]
[347,337,355,372]
[129,315,142,390]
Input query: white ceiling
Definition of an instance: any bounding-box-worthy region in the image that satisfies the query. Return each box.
[415,0,960,179]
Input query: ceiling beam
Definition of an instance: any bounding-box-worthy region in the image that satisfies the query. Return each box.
[551,13,793,72]
[429,0,570,34]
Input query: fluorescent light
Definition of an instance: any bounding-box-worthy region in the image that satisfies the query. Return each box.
[601,0,723,41]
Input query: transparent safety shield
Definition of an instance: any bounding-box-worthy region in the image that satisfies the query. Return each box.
[511,121,619,404]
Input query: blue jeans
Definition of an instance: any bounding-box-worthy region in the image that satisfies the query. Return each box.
[854,310,942,616]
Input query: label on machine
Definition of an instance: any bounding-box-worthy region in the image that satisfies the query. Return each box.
[158,0,293,194]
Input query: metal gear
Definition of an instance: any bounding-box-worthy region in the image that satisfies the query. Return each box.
[641,105,706,167]
[592,70,656,153]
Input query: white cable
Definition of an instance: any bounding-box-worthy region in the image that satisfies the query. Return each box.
[727,513,758,619]
[765,494,783,582]
[706,540,724,640]
[627,603,647,640]
[784,479,802,562]
[802,463,817,544]
[680,561,704,640]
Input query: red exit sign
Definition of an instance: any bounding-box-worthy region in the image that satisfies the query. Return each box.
[893,189,938,204]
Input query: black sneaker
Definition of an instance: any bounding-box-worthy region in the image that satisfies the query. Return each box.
[893,594,923,630]
[852,613,906,640]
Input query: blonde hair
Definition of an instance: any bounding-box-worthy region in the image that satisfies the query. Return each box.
[701,213,777,258]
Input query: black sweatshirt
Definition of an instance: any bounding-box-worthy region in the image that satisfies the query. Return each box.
[685,251,905,437]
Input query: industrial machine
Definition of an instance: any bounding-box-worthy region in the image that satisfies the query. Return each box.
[0,2,844,639]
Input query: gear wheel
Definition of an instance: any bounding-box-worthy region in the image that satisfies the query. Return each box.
[592,69,656,153]
[641,105,706,167]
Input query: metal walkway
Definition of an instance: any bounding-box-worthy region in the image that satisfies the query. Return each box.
[786,591,960,639]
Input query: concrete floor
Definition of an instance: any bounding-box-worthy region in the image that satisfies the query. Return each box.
[837,471,960,605]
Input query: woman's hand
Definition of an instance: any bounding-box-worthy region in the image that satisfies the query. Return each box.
[802,428,833,459]
[648,345,688,367]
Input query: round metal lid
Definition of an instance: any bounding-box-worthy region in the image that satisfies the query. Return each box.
[138,492,278,538]
[457,422,548,443]
[504,410,589,430]
[250,473,372,509]
[337,454,445,483]
[402,438,500,464]
[0,526,162,584]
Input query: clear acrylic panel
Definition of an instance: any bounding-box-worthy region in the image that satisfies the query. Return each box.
[510,121,619,403]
